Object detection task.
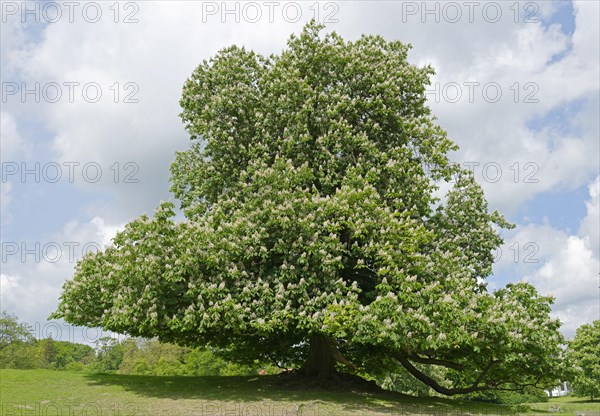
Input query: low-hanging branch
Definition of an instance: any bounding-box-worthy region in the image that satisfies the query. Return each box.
[404,352,466,371]
[392,351,498,396]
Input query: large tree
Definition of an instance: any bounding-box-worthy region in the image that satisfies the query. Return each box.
[52,22,564,394]
[567,320,600,399]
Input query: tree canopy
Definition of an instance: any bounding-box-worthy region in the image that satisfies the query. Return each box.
[567,320,600,399]
[52,22,564,395]
[0,311,33,349]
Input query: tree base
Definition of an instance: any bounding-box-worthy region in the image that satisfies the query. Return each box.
[297,334,339,379]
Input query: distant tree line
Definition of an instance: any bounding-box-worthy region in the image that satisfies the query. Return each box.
[0,311,275,376]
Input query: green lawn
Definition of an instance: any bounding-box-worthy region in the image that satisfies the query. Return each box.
[528,396,600,415]
[1,369,598,415]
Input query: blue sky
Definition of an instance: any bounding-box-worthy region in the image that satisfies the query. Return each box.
[1,1,598,343]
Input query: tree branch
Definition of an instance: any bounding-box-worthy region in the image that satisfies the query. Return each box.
[392,351,497,396]
[265,353,288,370]
[405,353,465,371]
[330,343,356,370]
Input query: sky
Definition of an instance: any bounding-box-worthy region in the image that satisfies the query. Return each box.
[0,0,598,345]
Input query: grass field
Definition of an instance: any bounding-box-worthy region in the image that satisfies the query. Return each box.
[1,369,598,415]
[528,396,600,415]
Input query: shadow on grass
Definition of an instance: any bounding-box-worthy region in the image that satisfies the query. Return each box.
[81,373,516,415]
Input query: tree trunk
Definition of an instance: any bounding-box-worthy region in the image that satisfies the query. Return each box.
[298,333,338,379]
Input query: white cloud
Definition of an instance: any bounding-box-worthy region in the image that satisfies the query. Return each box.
[0,3,32,79]
[571,1,600,60]
[334,1,598,215]
[4,3,309,222]
[1,112,31,224]
[0,216,123,327]
[497,175,600,338]
[3,2,596,221]
[494,222,568,277]
[0,273,20,296]
[579,175,600,255]
[525,235,598,338]
[0,111,29,161]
